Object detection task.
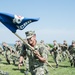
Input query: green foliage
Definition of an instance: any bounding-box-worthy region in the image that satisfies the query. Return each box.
[48,44,54,48]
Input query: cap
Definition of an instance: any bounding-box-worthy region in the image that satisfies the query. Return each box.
[53,40,57,42]
[2,42,6,44]
[25,31,35,39]
[63,40,66,42]
[72,40,75,44]
[40,40,44,43]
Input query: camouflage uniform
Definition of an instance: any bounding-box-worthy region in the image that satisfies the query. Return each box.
[0,70,9,75]
[20,43,29,75]
[43,46,50,75]
[20,31,47,75]
[15,40,22,55]
[40,40,50,75]
[68,40,75,67]
[21,43,47,75]
[51,40,60,68]
[57,43,62,62]
[61,40,68,61]
[2,42,12,64]
[11,41,22,65]
[11,47,19,65]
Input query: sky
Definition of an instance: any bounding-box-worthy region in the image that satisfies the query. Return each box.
[0,0,75,44]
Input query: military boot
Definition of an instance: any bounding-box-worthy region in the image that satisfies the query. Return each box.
[45,71,49,75]
[13,60,15,65]
[74,63,75,67]
[56,64,58,68]
[6,59,10,64]
[71,63,73,67]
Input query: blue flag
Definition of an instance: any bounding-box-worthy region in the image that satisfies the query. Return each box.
[0,12,39,33]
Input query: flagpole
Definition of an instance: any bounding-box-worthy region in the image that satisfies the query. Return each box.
[14,32,55,70]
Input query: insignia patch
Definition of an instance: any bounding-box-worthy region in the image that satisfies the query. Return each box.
[13,15,24,24]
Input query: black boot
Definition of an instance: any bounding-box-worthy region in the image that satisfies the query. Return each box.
[74,63,75,67]
[13,60,15,65]
[6,59,10,64]
[56,64,58,68]
[71,63,73,67]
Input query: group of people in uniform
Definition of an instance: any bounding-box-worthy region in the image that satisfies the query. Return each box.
[50,40,75,68]
[0,40,22,75]
[0,30,75,75]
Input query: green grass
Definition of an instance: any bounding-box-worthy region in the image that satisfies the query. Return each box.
[0,54,75,75]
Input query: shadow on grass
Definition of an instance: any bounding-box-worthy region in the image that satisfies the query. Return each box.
[12,68,25,73]
[47,64,70,68]
[59,65,70,68]
[13,64,18,66]
[20,69,25,73]
[48,60,54,63]
[2,62,10,65]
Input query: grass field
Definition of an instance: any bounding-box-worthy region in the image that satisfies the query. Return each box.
[0,54,75,75]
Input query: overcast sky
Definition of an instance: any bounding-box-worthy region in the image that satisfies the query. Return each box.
[0,0,75,44]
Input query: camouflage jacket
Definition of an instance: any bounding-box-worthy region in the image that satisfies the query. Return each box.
[68,45,75,55]
[20,42,47,68]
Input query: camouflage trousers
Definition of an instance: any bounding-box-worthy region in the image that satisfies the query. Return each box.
[0,70,9,75]
[69,54,75,67]
[44,66,49,75]
[53,53,60,66]
[62,50,69,61]
[62,51,67,60]
[30,66,45,75]
[5,53,11,64]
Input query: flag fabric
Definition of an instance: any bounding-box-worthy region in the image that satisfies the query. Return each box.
[0,12,39,33]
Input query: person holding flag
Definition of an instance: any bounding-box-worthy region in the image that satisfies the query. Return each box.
[19,30,47,75]
[0,12,52,75]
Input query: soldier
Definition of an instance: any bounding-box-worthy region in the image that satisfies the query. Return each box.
[18,39,30,75]
[40,40,50,75]
[40,40,51,52]
[19,30,47,75]
[10,46,19,65]
[57,43,62,62]
[15,40,22,55]
[61,40,68,61]
[51,40,60,68]
[2,42,12,64]
[68,40,75,67]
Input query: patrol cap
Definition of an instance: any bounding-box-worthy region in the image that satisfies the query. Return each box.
[63,40,66,42]
[2,42,6,44]
[53,40,57,42]
[72,40,75,44]
[25,31,35,39]
[40,40,44,43]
